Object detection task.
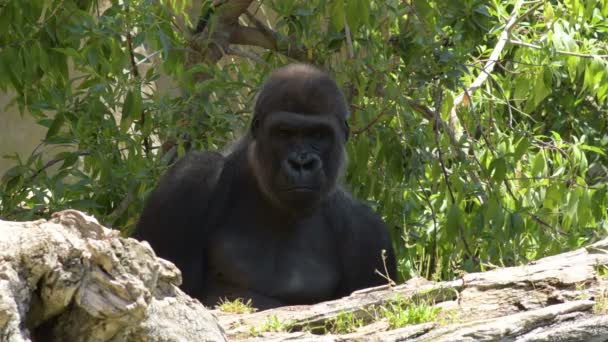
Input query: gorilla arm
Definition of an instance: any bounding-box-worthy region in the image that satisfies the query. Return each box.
[133,151,225,298]
[331,190,397,297]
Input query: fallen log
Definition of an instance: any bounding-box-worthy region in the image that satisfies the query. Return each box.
[216,237,608,341]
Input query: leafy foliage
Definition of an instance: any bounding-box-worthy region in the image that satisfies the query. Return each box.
[1,0,607,282]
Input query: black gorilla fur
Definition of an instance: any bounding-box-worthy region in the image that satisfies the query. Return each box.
[134,64,396,309]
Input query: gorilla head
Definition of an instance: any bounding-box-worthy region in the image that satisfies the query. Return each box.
[247,64,350,213]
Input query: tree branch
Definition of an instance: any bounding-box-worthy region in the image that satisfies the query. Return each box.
[229,25,277,49]
[447,0,527,140]
[226,46,270,67]
[508,39,608,59]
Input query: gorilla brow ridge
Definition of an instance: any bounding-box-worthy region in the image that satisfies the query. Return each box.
[254,64,349,121]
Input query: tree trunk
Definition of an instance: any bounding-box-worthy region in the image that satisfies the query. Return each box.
[0,210,225,342]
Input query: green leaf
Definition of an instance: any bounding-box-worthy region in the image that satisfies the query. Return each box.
[566,190,580,220]
[121,90,142,132]
[492,157,507,183]
[543,3,555,23]
[345,0,361,31]
[53,47,81,59]
[513,76,529,106]
[579,144,606,155]
[61,153,80,170]
[531,71,551,109]
[543,183,562,210]
[414,0,433,20]
[45,114,65,140]
[346,0,370,31]
[513,137,530,162]
[357,0,370,27]
[446,205,462,237]
[330,0,345,31]
[441,91,455,121]
[531,151,546,177]
[509,212,524,236]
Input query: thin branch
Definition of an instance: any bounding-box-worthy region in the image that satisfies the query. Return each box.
[243,10,276,41]
[344,20,355,59]
[508,39,608,59]
[28,151,91,182]
[124,9,140,78]
[124,2,151,155]
[135,49,163,66]
[462,88,562,235]
[106,191,134,223]
[433,87,475,260]
[226,46,270,67]
[405,98,434,121]
[448,0,527,139]
[352,106,390,135]
[433,90,455,204]
[229,25,277,49]
[214,0,254,23]
[416,177,439,277]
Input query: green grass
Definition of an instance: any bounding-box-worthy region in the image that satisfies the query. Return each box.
[215,298,257,314]
[593,290,608,314]
[248,315,294,337]
[304,310,366,334]
[380,296,441,329]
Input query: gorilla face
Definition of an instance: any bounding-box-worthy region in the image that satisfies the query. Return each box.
[251,112,344,211]
[248,64,349,213]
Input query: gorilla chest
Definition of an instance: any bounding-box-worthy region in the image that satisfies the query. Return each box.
[207,215,340,304]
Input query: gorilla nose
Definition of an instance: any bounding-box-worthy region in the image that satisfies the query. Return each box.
[286,152,321,175]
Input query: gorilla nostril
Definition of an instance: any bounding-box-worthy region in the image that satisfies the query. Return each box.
[287,153,320,174]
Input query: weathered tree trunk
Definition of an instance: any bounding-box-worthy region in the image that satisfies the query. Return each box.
[0,210,225,342]
[216,238,608,341]
[2,210,608,341]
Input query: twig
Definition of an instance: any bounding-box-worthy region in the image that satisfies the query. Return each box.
[226,46,270,67]
[463,87,562,235]
[405,98,434,121]
[508,39,608,59]
[244,10,276,41]
[106,191,134,224]
[344,20,355,59]
[124,2,151,155]
[448,0,527,139]
[135,49,163,66]
[416,176,439,277]
[433,87,475,261]
[124,8,140,78]
[352,106,390,135]
[467,63,515,129]
[28,151,91,182]
[432,89,454,204]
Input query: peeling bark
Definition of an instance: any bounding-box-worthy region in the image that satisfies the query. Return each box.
[0,210,225,342]
[216,238,608,341]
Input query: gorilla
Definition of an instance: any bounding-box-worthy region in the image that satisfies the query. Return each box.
[133,64,396,309]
